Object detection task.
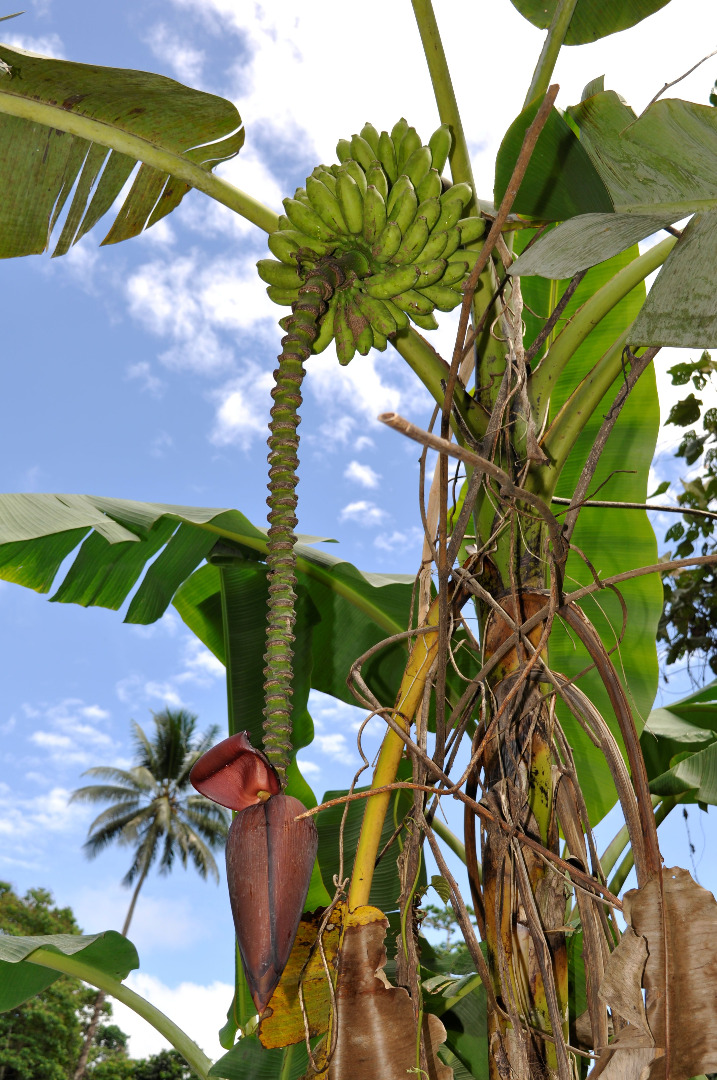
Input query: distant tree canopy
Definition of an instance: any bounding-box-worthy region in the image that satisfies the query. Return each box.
[0,883,193,1080]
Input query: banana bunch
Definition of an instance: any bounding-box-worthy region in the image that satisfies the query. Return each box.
[257,119,485,365]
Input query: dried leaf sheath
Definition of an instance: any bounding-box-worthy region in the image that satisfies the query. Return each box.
[263,261,344,779]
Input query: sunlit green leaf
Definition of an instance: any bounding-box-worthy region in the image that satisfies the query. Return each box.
[0,931,138,1011]
[642,682,717,804]
[494,100,613,220]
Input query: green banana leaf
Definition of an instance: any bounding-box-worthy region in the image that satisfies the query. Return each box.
[642,680,717,804]
[314,760,426,915]
[510,212,678,278]
[0,491,414,723]
[519,238,662,823]
[420,938,488,1079]
[569,93,717,215]
[507,0,672,43]
[209,1035,310,1080]
[0,43,243,256]
[0,930,138,1011]
[494,99,613,220]
[630,209,717,347]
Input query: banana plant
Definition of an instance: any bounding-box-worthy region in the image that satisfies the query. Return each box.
[2,1,717,1079]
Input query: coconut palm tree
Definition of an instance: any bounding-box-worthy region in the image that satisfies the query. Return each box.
[69,708,230,1080]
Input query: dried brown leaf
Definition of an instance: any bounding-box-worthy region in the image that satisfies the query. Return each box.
[598,926,651,1044]
[600,867,717,1080]
[313,905,452,1080]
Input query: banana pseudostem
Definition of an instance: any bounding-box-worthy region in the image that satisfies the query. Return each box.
[263,258,345,782]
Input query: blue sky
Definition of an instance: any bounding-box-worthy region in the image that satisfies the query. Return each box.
[1,0,716,1062]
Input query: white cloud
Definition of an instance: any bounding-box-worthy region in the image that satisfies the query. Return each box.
[297,758,320,776]
[0,785,89,842]
[151,430,174,458]
[209,365,274,449]
[2,32,65,58]
[110,973,232,1061]
[344,461,380,489]
[339,500,388,527]
[23,698,117,768]
[127,361,165,397]
[176,638,224,685]
[116,634,223,708]
[143,22,205,84]
[313,733,356,765]
[374,526,424,553]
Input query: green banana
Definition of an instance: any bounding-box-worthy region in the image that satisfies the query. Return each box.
[312,296,338,354]
[267,231,301,265]
[411,311,439,331]
[266,285,299,306]
[312,166,338,195]
[418,283,463,311]
[306,175,348,234]
[457,215,486,245]
[415,257,448,287]
[391,288,435,316]
[391,215,430,265]
[386,175,418,235]
[442,259,470,287]
[441,226,462,258]
[365,162,389,202]
[371,219,403,263]
[360,122,380,155]
[334,293,356,366]
[372,328,388,350]
[257,258,303,290]
[362,185,387,246]
[350,133,375,171]
[283,197,336,242]
[337,171,364,234]
[336,138,352,163]
[428,124,452,174]
[269,228,330,259]
[403,145,432,190]
[383,297,410,331]
[277,214,292,230]
[365,263,420,299]
[390,117,409,148]
[354,291,398,336]
[434,196,465,234]
[397,126,421,172]
[343,158,368,196]
[378,130,398,184]
[355,321,374,356]
[415,196,441,233]
[419,229,450,261]
[417,168,443,202]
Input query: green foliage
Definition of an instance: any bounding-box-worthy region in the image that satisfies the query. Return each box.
[657,352,717,676]
[421,903,476,974]
[508,0,672,44]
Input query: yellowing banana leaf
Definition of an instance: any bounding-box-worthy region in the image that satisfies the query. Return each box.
[0,930,138,1011]
[519,238,661,823]
[0,42,243,256]
[510,212,677,279]
[494,98,613,220]
[642,680,717,804]
[508,0,672,44]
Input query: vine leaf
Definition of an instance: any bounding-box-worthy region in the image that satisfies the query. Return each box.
[599,867,717,1080]
[0,42,243,257]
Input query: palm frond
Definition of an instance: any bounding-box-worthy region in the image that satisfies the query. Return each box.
[76,766,144,788]
[84,800,142,833]
[69,783,141,805]
[131,721,159,775]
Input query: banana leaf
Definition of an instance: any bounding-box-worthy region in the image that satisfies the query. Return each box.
[0,931,138,1011]
[0,491,414,719]
[0,42,243,256]
[508,0,672,43]
[642,680,717,804]
[519,238,662,823]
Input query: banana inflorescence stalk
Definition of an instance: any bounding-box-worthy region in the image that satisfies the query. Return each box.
[260,120,485,778]
[263,258,345,781]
